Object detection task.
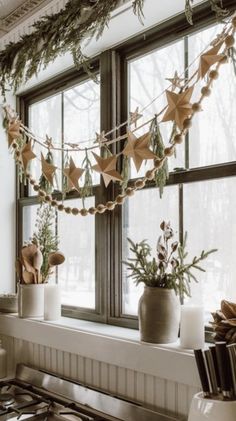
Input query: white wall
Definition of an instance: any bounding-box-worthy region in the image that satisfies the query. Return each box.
[0,94,16,293]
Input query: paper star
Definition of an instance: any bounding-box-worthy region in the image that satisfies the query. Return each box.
[63,157,84,192]
[41,153,57,186]
[95,131,107,145]
[92,153,122,187]
[123,131,156,172]
[198,43,224,79]
[166,71,185,90]
[129,107,143,127]
[7,119,21,147]
[21,140,36,171]
[162,87,194,130]
[45,135,53,149]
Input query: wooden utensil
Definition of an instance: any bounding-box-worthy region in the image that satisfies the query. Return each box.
[22,270,34,284]
[48,251,65,267]
[33,248,43,284]
[21,244,37,282]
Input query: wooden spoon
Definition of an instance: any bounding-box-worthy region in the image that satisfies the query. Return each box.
[48,251,65,267]
[33,248,43,284]
[22,270,34,284]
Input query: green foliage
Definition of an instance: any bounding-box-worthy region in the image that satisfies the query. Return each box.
[150,116,169,198]
[123,221,217,299]
[38,150,55,194]
[81,149,93,207]
[0,0,144,98]
[32,204,59,282]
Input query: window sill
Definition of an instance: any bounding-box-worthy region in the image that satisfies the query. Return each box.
[0,313,200,387]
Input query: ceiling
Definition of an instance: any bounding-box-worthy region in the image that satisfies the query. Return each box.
[0,0,53,33]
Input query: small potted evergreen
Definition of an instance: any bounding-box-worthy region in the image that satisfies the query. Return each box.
[123,221,217,344]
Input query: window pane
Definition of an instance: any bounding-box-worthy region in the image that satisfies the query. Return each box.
[64,79,100,185]
[122,186,179,315]
[28,94,62,194]
[22,205,40,244]
[129,39,185,177]
[189,26,236,167]
[57,197,95,309]
[184,178,236,319]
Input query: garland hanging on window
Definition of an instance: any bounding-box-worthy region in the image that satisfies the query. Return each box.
[2,16,236,217]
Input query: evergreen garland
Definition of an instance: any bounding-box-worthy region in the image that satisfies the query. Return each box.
[150,116,169,198]
[0,0,144,98]
[38,149,55,194]
[185,0,229,25]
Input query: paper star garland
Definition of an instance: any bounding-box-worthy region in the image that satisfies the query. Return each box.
[21,140,36,171]
[41,153,57,186]
[129,107,143,127]
[45,135,53,149]
[95,131,107,145]
[92,153,123,187]
[63,157,84,192]
[8,119,21,147]
[162,87,194,130]
[123,131,156,172]
[166,71,185,90]
[198,43,224,79]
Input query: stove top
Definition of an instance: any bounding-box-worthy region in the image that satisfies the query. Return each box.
[0,365,181,421]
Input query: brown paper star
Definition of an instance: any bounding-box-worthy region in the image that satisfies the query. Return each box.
[41,153,57,186]
[198,43,224,79]
[63,157,84,192]
[95,131,107,145]
[166,71,185,90]
[129,107,143,127]
[123,131,156,172]
[92,153,122,187]
[7,119,21,147]
[21,140,36,171]
[45,135,53,149]
[162,87,194,130]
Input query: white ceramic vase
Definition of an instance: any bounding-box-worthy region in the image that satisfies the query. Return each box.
[188,392,236,421]
[44,284,61,321]
[18,284,44,318]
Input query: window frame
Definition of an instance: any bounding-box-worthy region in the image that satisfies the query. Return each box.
[17,0,236,329]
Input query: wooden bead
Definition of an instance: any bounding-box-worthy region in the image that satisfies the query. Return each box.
[45,195,52,202]
[33,185,40,192]
[183,118,192,129]
[72,208,79,215]
[232,16,236,28]
[29,179,35,185]
[225,35,235,48]
[51,200,58,207]
[15,151,20,158]
[220,55,228,64]
[145,170,155,180]
[65,206,72,214]
[38,190,46,197]
[209,70,219,80]
[116,195,125,205]
[135,179,145,189]
[97,204,106,213]
[173,134,183,144]
[106,201,116,210]
[58,204,64,211]
[25,172,31,179]
[201,86,211,97]
[11,142,17,149]
[192,103,202,113]
[125,187,135,197]
[80,208,88,216]
[154,159,163,169]
[88,207,97,215]
[164,146,174,157]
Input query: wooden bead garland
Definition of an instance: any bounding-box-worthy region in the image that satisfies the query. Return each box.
[88,207,97,215]
[201,86,211,97]
[135,179,145,189]
[116,194,126,205]
[125,187,135,197]
[80,208,88,216]
[106,201,115,210]
[72,207,79,215]
[173,134,183,144]
[183,118,192,129]
[209,70,219,80]
[58,204,64,211]
[164,146,175,157]
[65,207,72,214]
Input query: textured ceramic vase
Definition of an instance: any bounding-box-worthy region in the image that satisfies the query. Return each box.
[188,392,236,421]
[18,284,44,318]
[138,287,180,343]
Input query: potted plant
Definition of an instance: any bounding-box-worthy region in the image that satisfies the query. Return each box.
[16,204,65,318]
[123,221,217,344]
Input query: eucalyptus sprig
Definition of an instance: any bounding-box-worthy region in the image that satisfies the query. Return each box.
[123,221,217,299]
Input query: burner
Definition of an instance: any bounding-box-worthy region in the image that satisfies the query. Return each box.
[0,393,15,406]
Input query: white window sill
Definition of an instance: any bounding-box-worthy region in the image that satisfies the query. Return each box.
[0,313,201,388]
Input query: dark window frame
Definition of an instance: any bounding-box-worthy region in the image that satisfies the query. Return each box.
[17,0,236,329]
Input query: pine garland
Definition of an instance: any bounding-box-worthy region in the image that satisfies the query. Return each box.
[0,0,144,98]
[150,116,169,198]
[185,0,229,25]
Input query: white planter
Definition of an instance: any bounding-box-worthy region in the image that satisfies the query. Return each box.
[18,284,44,318]
[188,392,236,421]
[44,284,61,321]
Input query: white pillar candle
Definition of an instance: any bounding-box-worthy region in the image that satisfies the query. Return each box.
[180,305,204,349]
[44,284,61,321]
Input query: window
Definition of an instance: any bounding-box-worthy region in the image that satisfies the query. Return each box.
[18,9,236,328]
